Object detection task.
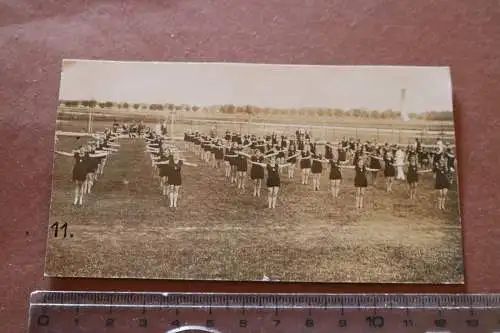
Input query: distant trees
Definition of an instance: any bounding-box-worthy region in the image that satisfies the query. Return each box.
[81,100,97,108]
[62,100,80,107]
[425,111,453,121]
[59,100,453,121]
[149,104,164,111]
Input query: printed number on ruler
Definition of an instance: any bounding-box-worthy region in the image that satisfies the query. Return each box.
[29,292,500,333]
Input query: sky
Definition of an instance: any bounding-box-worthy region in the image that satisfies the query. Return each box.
[59,60,453,113]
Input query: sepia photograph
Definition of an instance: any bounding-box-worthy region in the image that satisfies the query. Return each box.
[45,60,464,283]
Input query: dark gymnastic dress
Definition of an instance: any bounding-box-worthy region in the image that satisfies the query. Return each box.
[277,146,285,159]
[266,163,281,187]
[325,146,333,160]
[228,149,237,166]
[250,156,265,180]
[369,155,381,170]
[72,152,88,182]
[311,157,323,174]
[354,165,368,187]
[167,160,183,186]
[288,149,297,163]
[435,166,450,190]
[338,148,347,162]
[86,151,99,174]
[214,146,224,160]
[384,157,396,177]
[158,155,172,178]
[300,151,311,169]
[407,164,419,184]
[329,160,342,180]
[236,154,248,172]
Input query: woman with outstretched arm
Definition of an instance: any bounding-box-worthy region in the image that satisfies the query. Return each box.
[249,155,288,209]
[55,146,108,206]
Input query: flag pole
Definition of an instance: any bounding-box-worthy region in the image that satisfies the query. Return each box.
[87,102,92,134]
[170,108,175,137]
[400,88,408,122]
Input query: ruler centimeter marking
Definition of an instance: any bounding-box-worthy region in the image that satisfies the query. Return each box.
[29,292,500,333]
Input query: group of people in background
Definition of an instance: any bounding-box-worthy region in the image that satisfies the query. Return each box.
[179,128,456,210]
[55,129,120,205]
[144,132,198,209]
[56,122,456,211]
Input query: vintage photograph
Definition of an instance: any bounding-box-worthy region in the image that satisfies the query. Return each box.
[45,60,464,283]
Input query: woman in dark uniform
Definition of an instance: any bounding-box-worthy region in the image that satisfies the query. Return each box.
[406,155,432,200]
[213,141,224,169]
[444,147,456,184]
[224,142,237,181]
[311,153,328,191]
[328,156,344,198]
[250,156,288,209]
[352,147,361,166]
[324,142,334,161]
[383,150,396,192]
[350,158,378,210]
[435,157,451,210]
[280,137,288,165]
[166,152,198,209]
[286,142,300,179]
[228,142,239,184]
[235,149,249,190]
[276,139,286,166]
[337,145,347,163]
[248,150,265,197]
[222,142,232,179]
[297,138,305,152]
[153,151,173,197]
[84,143,101,194]
[95,138,119,176]
[55,145,107,206]
[369,146,383,185]
[300,145,312,185]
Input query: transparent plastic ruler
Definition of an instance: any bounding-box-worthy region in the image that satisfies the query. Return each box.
[29,291,500,332]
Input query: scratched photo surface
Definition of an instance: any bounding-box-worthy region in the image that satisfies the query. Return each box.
[45,60,464,283]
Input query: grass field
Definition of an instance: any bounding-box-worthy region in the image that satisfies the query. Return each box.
[45,121,464,283]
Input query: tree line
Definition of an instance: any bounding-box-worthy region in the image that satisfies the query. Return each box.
[60,100,453,121]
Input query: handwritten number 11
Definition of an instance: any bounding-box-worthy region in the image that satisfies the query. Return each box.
[50,222,68,238]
